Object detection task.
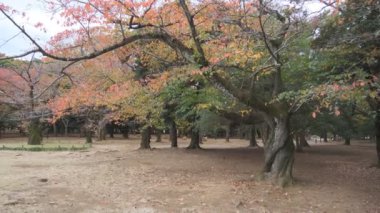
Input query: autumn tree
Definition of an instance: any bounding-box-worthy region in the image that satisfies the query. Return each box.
[312,0,380,166]
[0,0,330,185]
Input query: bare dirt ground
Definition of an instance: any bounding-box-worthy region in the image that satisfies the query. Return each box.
[0,136,379,213]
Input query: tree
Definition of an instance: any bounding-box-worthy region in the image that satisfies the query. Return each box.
[0,0,329,185]
[0,56,60,144]
[313,0,380,166]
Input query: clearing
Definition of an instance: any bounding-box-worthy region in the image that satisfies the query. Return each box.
[0,137,379,212]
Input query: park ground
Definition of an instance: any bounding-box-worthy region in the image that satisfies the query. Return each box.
[0,136,379,213]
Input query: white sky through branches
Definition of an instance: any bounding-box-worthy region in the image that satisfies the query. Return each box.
[0,0,326,58]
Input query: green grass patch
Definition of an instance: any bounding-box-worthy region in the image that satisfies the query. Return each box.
[0,143,91,152]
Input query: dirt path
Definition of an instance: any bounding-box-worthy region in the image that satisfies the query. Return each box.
[0,137,379,212]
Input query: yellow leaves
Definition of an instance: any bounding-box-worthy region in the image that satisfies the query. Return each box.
[197,103,211,110]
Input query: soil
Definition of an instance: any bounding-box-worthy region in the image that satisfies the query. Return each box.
[0,136,379,213]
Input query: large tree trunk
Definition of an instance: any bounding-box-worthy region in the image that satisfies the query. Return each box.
[249,126,257,147]
[344,137,351,145]
[187,128,201,149]
[262,116,295,187]
[169,121,178,148]
[28,119,43,145]
[139,126,151,149]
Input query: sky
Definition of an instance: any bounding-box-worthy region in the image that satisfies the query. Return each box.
[0,0,65,57]
[0,0,327,58]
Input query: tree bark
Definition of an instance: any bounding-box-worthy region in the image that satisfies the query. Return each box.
[344,137,351,145]
[155,130,162,142]
[170,121,178,148]
[121,125,129,139]
[187,128,201,149]
[225,125,230,142]
[107,122,115,138]
[85,129,92,143]
[139,126,151,149]
[295,134,303,152]
[299,131,310,147]
[97,118,107,141]
[53,123,58,137]
[62,118,69,137]
[323,131,328,143]
[262,116,295,187]
[249,126,257,147]
[27,119,43,145]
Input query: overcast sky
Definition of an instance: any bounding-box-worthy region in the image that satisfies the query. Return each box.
[0,0,326,58]
[0,0,65,57]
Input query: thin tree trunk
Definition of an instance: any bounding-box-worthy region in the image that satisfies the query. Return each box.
[249,126,257,147]
[108,123,115,138]
[295,134,303,152]
[53,123,57,137]
[28,119,43,145]
[262,116,295,187]
[225,125,230,142]
[170,121,178,148]
[187,128,201,149]
[139,126,151,149]
[62,119,69,137]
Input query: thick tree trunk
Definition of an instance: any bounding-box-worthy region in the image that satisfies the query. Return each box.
[169,121,178,148]
[249,126,257,147]
[344,137,351,145]
[187,128,201,149]
[263,117,295,187]
[27,119,43,145]
[139,126,151,149]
